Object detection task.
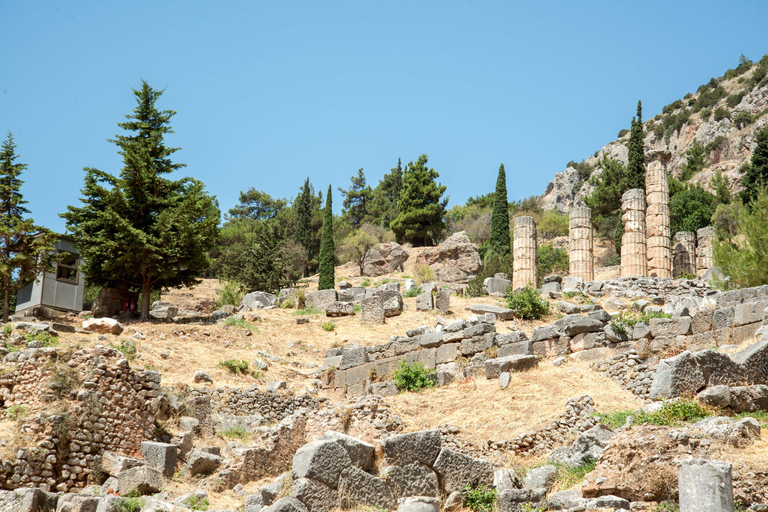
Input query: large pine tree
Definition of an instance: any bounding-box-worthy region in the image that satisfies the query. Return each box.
[317,185,335,290]
[62,81,220,320]
[369,158,403,227]
[390,154,448,246]
[487,163,510,257]
[740,127,768,205]
[627,100,646,190]
[0,133,58,321]
[338,168,372,228]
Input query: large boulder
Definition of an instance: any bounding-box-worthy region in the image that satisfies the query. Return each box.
[374,290,404,317]
[319,431,375,471]
[241,291,277,311]
[292,440,352,489]
[414,232,482,284]
[182,449,223,477]
[384,430,441,467]
[140,441,177,477]
[305,290,338,311]
[649,351,705,400]
[290,478,337,512]
[383,462,439,499]
[732,339,768,384]
[82,318,124,335]
[484,355,538,379]
[337,466,396,510]
[262,497,309,512]
[432,448,495,493]
[362,242,409,277]
[117,465,163,495]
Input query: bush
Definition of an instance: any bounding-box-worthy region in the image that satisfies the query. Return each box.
[402,287,421,298]
[633,399,712,426]
[217,280,246,308]
[538,210,569,240]
[217,359,250,375]
[115,339,138,361]
[537,244,569,286]
[188,495,209,511]
[617,128,629,138]
[609,310,673,336]
[726,91,746,108]
[221,426,251,441]
[415,264,435,284]
[321,322,336,332]
[734,110,753,129]
[393,361,435,392]
[466,252,514,297]
[506,286,549,320]
[714,106,731,121]
[670,183,717,236]
[464,485,497,512]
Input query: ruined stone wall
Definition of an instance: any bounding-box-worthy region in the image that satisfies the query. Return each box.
[189,387,319,423]
[621,189,647,277]
[673,231,696,278]
[513,216,537,289]
[569,206,594,282]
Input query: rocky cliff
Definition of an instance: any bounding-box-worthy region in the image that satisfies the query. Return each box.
[542,58,768,213]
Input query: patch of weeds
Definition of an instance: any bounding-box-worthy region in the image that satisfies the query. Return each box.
[188,495,209,511]
[217,359,250,375]
[657,501,680,512]
[415,264,435,284]
[360,278,371,287]
[216,279,246,308]
[393,360,435,392]
[553,459,597,489]
[402,287,421,298]
[594,410,634,430]
[6,405,29,421]
[611,310,673,336]
[144,363,162,371]
[326,366,336,378]
[291,307,323,316]
[464,484,497,512]
[250,370,264,380]
[627,399,713,427]
[322,322,336,332]
[223,316,252,332]
[220,425,251,442]
[113,339,138,361]
[734,410,768,429]
[354,304,361,314]
[116,489,145,512]
[678,273,697,280]
[2,324,13,337]
[26,331,59,347]
[506,285,549,320]
[368,366,378,382]
[639,310,672,323]
[47,360,81,399]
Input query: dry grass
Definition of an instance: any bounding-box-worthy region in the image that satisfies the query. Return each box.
[385,360,641,446]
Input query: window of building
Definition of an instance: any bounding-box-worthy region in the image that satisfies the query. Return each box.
[56,251,79,283]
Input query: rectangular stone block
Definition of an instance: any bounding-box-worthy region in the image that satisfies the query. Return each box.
[374,356,403,379]
[498,341,533,357]
[569,332,606,352]
[141,441,177,477]
[419,332,444,348]
[734,299,768,327]
[442,330,465,343]
[322,356,342,370]
[691,309,714,334]
[436,343,461,364]
[532,337,569,357]
[339,347,368,370]
[344,363,374,386]
[495,332,528,346]
[394,339,420,355]
[569,347,607,362]
[460,334,494,355]
[713,307,735,329]
[405,348,437,370]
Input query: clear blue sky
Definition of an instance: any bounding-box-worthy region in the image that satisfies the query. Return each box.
[2,1,766,233]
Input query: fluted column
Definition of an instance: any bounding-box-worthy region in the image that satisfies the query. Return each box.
[696,226,715,277]
[569,206,594,282]
[621,188,647,277]
[673,231,696,278]
[645,151,672,278]
[513,216,537,289]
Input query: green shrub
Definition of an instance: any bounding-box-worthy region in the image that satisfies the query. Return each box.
[466,252,513,297]
[727,91,746,108]
[734,110,753,129]
[506,286,549,320]
[402,287,421,298]
[594,410,634,430]
[280,297,297,309]
[678,272,698,280]
[116,490,145,512]
[217,279,246,308]
[6,405,29,421]
[220,426,251,441]
[415,264,435,284]
[361,278,371,287]
[617,128,629,138]
[633,398,712,426]
[223,316,253,331]
[217,359,250,375]
[322,322,336,332]
[393,361,435,392]
[464,484,497,512]
[714,106,731,121]
[114,339,138,361]
[538,210,569,240]
[537,245,569,286]
[188,495,209,511]
[609,310,672,336]
[25,331,59,347]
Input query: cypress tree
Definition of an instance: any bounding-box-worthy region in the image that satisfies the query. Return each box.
[317,184,335,290]
[627,100,646,190]
[740,127,768,205]
[390,154,448,246]
[295,178,312,276]
[488,163,510,256]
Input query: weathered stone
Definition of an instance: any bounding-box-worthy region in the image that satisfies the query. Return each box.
[292,440,352,489]
[325,302,354,317]
[290,478,337,512]
[499,372,511,389]
[262,497,309,512]
[678,459,734,512]
[117,465,163,496]
[673,231,696,278]
[483,277,511,295]
[697,385,732,408]
[523,465,557,490]
[621,188,647,277]
[245,494,265,512]
[241,291,277,311]
[432,448,494,493]
[434,290,450,313]
[497,341,534,357]
[82,318,124,335]
[555,315,603,336]
[337,466,396,510]
[305,290,338,311]
[692,350,744,387]
[569,206,594,282]
[396,496,440,512]
[484,355,538,379]
[732,339,768,384]
[363,242,409,277]
[383,462,439,499]
[193,371,213,384]
[384,430,441,467]
[319,431,375,471]
[414,232,482,284]
[415,292,433,311]
[460,334,494,355]
[650,351,706,400]
[374,290,404,317]
[496,489,546,512]
[183,449,223,477]
[360,297,385,325]
[101,451,144,477]
[466,304,515,320]
[548,424,614,468]
[513,217,537,290]
[531,325,561,342]
[696,226,715,276]
[140,441,177,477]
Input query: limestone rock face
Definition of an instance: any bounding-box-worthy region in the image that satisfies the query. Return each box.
[414,232,482,284]
[362,242,409,277]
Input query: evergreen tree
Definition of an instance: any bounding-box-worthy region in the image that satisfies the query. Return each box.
[711,170,732,205]
[226,222,287,293]
[0,133,58,321]
[62,81,220,320]
[626,100,646,190]
[317,185,335,290]
[369,158,403,227]
[584,156,630,216]
[338,168,372,228]
[228,188,286,220]
[295,178,312,276]
[390,155,448,246]
[740,127,768,205]
[487,163,510,257]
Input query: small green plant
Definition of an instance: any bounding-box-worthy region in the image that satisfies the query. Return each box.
[464,484,497,512]
[280,297,297,309]
[393,360,435,392]
[609,310,636,336]
[415,264,435,284]
[188,495,209,511]
[291,307,323,316]
[553,460,597,490]
[2,324,12,337]
[223,316,252,331]
[505,285,549,320]
[217,359,250,375]
[402,286,421,298]
[6,404,29,421]
[322,322,336,332]
[217,279,246,308]
[114,339,138,361]
[221,425,251,441]
[594,410,634,430]
[599,399,713,429]
[326,365,336,377]
[25,331,59,347]
[250,369,264,380]
[354,304,361,314]
[116,490,145,512]
[678,272,697,280]
[658,500,680,512]
[361,278,371,287]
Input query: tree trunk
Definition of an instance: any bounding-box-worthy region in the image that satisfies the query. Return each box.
[140,280,151,321]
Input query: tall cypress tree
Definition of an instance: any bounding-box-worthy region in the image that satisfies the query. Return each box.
[740,127,768,205]
[487,163,510,257]
[0,133,58,321]
[390,154,448,246]
[317,184,335,290]
[295,178,312,276]
[627,100,646,190]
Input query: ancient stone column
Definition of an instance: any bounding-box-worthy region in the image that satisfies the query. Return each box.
[569,206,594,282]
[696,226,715,277]
[673,231,696,278]
[621,188,647,277]
[513,216,537,289]
[645,150,672,278]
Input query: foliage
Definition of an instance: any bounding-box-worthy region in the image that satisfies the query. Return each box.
[228,188,286,220]
[390,154,448,246]
[6,404,29,421]
[368,159,404,228]
[0,132,58,321]
[466,252,514,297]
[506,285,549,320]
[711,201,741,244]
[217,280,246,308]
[594,410,634,430]
[318,185,336,290]
[221,426,251,441]
[294,178,313,277]
[553,459,597,490]
[669,182,717,236]
[217,359,250,375]
[61,81,219,320]
[713,186,768,288]
[445,204,491,245]
[25,330,58,347]
[115,339,138,362]
[415,264,435,285]
[679,141,707,181]
[705,135,728,154]
[538,210,569,240]
[537,245,569,286]
[617,128,629,138]
[584,156,629,217]
[218,220,290,294]
[711,170,732,205]
[393,360,436,392]
[321,322,336,332]
[464,485,497,512]
[609,310,672,336]
[223,316,253,332]
[713,106,731,122]
[188,495,209,511]
[338,169,373,228]
[633,399,712,426]
[695,84,726,110]
[734,110,753,129]
[626,101,646,190]
[740,128,768,205]
[339,223,393,276]
[726,91,747,108]
[116,495,145,512]
[488,164,511,257]
[402,286,421,298]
